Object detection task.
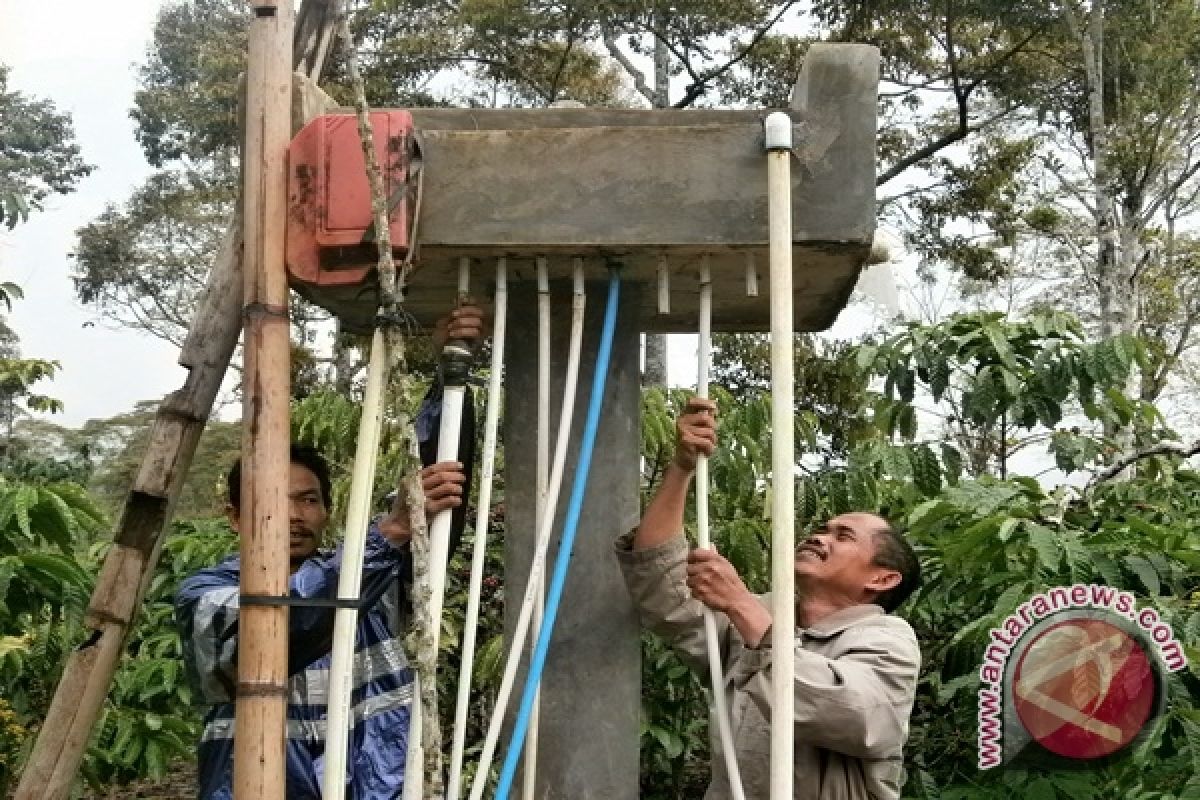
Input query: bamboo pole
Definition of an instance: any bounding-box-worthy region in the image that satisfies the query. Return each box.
[235,3,294,799]
[321,328,389,800]
[695,256,747,800]
[764,111,795,800]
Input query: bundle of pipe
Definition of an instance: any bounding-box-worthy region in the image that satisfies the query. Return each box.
[446,259,508,800]
[467,261,590,800]
[494,268,622,800]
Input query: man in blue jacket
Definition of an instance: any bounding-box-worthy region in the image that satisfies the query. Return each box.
[176,306,483,799]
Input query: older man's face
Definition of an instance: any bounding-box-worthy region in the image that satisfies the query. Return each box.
[794,512,893,604]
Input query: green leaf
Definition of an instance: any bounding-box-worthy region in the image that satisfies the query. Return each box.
[911,444,942,495]
[880,446,912,480]
[847,468,878,511]
[144,739,166,778]
[984,324,1018,369]
[827,472,851,514]
[997,517,1021,542]
[941,482,1022,516]
[11,485,37,539]
[1124,554,1161,596]
[935,672,978,704]
[940,445,964,485]
[647,725,684,759]
[1029,394,1062,428]
[928,358,950,402]
[896,404,918,440]
[1026,777,1057,800]
[1026,523,1062,574]
[855,344,879,371]
[797,478,821,523]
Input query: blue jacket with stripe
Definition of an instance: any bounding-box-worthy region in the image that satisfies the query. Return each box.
[176,381,475,799]
[177,526,414,799]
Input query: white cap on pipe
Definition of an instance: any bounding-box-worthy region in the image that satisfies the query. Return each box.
[764,112,793,151]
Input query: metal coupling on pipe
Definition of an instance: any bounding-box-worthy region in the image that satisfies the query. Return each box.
[764,111,793,152]
[441,341,474,387]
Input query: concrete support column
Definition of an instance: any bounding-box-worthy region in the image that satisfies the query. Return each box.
[503,277,642,800]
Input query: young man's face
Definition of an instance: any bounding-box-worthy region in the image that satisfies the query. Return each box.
[287,462,329,565]
[228,461,329,568]
[794,512,899,606]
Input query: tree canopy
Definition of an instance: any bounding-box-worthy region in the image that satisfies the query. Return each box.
[0,64,93,229]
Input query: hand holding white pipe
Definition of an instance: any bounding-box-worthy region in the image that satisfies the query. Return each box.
[379,463,469,542]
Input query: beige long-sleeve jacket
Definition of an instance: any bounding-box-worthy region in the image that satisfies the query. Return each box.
[615,531,920,800]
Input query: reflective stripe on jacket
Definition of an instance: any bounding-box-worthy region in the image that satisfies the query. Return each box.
[615,531,921,800]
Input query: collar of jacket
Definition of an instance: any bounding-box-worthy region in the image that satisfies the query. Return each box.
[801,603,886,640]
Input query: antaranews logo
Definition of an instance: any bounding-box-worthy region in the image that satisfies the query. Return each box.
[976,583,1187,769]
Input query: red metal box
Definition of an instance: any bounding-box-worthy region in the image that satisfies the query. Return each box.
[286,111,415,288]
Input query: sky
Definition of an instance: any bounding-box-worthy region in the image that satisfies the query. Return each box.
[0,1,186,428]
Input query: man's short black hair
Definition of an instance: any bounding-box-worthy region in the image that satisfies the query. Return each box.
[870,521,921,612]
[227,444,332,513]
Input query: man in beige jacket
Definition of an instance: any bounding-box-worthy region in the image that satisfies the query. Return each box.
[616,397,922,800]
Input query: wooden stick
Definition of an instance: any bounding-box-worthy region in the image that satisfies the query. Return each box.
[235,3,294,799]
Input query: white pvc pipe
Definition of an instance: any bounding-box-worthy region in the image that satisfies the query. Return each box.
[765,111,796,800]
[695,256,747,800]
[657,254,670,314]
[425,258,473,645]
[745,251,759,297]
[523,257,552,800]
[468,258,587,800]
[447,259,508,800]
[321,328,389,800]
[403,675,422,800]
[406,259,472,800]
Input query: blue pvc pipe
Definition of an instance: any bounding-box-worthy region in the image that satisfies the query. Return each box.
[494,268,622,800]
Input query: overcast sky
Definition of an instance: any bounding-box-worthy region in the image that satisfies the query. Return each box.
[0,1,188,427]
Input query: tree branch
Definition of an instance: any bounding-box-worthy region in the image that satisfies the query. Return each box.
[672,1,798,109]
[603,33,654,104]
[1088,438,1200,488]
[876,25,1042,185]
[877,104,1019,185]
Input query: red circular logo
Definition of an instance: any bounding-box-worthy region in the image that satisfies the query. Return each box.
[1012,617,1156,760]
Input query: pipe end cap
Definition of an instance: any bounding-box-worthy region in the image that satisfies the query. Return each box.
[764,112,793,151]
